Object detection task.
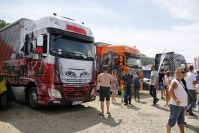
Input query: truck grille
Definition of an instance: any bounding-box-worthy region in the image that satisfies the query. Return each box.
[63,86,90,99]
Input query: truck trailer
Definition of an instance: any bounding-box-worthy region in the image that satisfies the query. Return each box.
[155,52,186,75]
[0,15,96,109]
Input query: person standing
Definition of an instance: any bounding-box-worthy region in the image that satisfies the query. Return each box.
[133,72,141,102]
[157,69,165,99]
[196,70,199,83]
[166,67,188,133]
[110,70,119,102]
[120,85,125,102]
[138,70,144,90]
[185,65,197,116]
[150,65,159,105]
[181,68,188,126]
[122,67,134,105]
[94,65,116,116]
[163,71,173,107]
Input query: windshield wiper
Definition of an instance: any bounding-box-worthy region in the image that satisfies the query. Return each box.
[53,35,62,42]
[51,50,73,58]
[85,55,94,60]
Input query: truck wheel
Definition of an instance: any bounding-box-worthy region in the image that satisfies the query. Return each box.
[0,93,8,110]
[29,87,39,109]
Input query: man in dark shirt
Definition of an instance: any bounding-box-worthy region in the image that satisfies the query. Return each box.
[122,67,134,105]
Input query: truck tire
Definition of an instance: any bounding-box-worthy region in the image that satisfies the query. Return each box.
[0,93,8,110]
[29,87,39,109]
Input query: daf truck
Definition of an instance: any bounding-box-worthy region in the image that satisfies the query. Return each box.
[0,15,96,109]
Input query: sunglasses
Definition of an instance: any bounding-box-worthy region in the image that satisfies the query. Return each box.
[179,71,185,74]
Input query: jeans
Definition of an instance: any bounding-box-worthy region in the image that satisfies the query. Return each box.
[187,90,196,114]
[134,87,140,100]
[168,104,185,127]
[149,85,158,103]
[124,86,132,104]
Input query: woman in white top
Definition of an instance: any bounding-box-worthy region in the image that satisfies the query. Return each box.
[164,71,173,107]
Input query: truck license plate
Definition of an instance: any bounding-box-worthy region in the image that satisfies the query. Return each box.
[72,101,83,105]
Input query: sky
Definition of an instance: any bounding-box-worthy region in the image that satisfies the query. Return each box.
[0,0,199,63]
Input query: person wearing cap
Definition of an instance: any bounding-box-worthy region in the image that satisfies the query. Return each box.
[166,67,188,133]
[185,65,197,116]
[122,67,134,105]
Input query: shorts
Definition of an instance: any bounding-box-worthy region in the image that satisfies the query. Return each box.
[157,82,164,90]
[168,104,185,127]
[121,93,124,97]
[99,86,110,102]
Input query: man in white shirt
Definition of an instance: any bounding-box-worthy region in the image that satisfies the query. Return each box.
[149,65,159,105]
[185,65,197,115]
[166,67,188,133]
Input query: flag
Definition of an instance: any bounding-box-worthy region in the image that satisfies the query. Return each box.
[158,48,166,73]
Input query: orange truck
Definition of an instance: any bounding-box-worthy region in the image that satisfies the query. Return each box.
[95,42,142,85]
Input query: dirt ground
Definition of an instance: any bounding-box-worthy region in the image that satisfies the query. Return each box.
[0,90,198,133]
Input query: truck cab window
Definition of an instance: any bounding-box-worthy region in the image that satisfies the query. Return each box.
[21,42,33,56]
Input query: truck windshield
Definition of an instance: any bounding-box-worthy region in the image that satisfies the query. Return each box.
[49,34,94,60]
[127,57,142,68]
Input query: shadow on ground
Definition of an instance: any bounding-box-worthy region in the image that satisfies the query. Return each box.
[0,101,122,133]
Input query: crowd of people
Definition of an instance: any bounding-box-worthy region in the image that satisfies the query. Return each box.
[94,64,199,133]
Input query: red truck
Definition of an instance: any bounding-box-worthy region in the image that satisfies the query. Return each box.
[0,15,96,109]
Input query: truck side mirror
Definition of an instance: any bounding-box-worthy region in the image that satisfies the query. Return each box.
[37,35,43,47]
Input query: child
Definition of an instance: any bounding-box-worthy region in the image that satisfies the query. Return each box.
[195,84,199,120]
[120,85,124,102]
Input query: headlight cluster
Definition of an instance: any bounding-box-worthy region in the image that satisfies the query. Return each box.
[48,88,62,98]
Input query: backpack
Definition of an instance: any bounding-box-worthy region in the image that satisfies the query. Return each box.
[134,77,140,88]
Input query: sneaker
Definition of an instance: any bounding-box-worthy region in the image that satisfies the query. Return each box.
[184,122,187,126]
[124,103,128,106]
[107,112,111,115]
[189,112,195,116]
[154,99,159,105]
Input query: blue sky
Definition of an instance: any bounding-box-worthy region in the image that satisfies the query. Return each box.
[1,0,199,63]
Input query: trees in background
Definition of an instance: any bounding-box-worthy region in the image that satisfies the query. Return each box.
[141,54,155,66]
[0,19,9,29]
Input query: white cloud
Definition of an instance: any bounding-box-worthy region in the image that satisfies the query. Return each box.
[1,0,198,63]
[91,24,199,63]
[172,22,199,32]
[0,1,120,23]
[152,0,199,20]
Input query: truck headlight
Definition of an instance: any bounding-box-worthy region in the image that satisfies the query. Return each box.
[48,88,62,98]
[91,88,95,96]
